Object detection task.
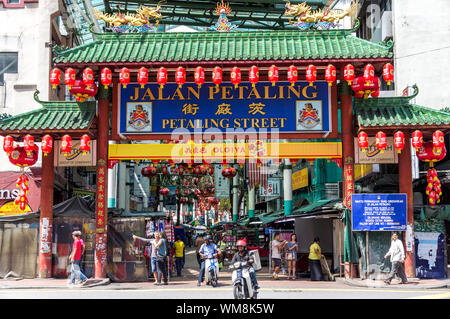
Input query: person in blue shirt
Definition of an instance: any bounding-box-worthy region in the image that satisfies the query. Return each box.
[197,235,219,286]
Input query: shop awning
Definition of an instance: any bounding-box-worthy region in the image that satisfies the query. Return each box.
[53,23,393,67]
[355,85,450,133]
[0,91,96,139]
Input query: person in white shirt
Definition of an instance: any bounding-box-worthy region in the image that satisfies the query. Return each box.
[271,233,287,280]
[384,232,408,285]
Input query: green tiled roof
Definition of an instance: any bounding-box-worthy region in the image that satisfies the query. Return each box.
[0,91,96,133]
[355,86,450,129]
[53,25,393,65]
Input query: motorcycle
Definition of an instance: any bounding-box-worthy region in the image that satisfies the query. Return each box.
[230,260,258,299]
[204,254,219,287]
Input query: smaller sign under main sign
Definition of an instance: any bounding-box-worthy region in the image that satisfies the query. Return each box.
[292,168,308,190]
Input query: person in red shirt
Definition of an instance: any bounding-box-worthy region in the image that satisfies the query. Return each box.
[69,231,88,286]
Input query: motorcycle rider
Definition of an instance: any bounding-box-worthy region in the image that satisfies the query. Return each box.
[197,234,219,286]
[231,239,260,290]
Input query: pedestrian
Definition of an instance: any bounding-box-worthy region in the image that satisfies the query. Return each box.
[217,234,227,269]
[308,237,323,281]
[197,235,218,286]
[195,233,205,268]
[384,232,408,285]
[68,230,88,286]
[174,235,185,277]
[286,233,299,280]
[132,234,158,284]
[271,233,287,280]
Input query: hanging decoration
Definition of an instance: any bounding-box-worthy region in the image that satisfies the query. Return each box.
[61,135,72,157]
[212,66,223,88]
[3,135,14,155]
[230,66,241,88]
[393,131,405,153]
[69,79,98,102]
[120,67,131,88]
[324,64,336,86]
[157,67,168,88]
[64,68,76,90]
[50,68,61,89]
[14,174,30,211]
[23,134,35,156]
[142,166,157,177]
[383,63,394,86]
[41,134,53,156]
[375,131,387,153]
[357,131,369,152]
[138,67,149,88]
[8,145,39,168]
[412,130,423,151]
[268,65,279,86]
[194,66,205,88]
[344,64,355,86]
[351,76,380,99]
[432,130,445,151]
[176,66,186,88]
[249,65,259,88]
[305,64,317,86]
[82,67,94,89]
[210,0,237,32]
[363,64,375,86]
[159,187,170,196]
[80,134,91,155]
[100,67,112,89]
[287,65,298,86]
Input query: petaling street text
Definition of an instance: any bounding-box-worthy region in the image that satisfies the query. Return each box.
[162,117,288,129]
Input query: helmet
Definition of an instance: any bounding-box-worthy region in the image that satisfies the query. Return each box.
[204,235,211,241]
[236,239,247,247]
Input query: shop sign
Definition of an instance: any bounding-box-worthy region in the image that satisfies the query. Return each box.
[351,194,407,231]
[354,164,373,181]
[344,164,354,208]
[214,164,230,199]
[354,137,398,164]
[259,178,280,197]
[96,166,107,232]
[55,140,96,167]
[292,168,308,190]
[118,81,331,136]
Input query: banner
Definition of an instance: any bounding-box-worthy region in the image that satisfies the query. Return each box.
[55,140,96,167]
[351,193,407,231]
[354,137,398,164]
[119,81,331,135]
[292,168,308,190]
[214,164,230,199]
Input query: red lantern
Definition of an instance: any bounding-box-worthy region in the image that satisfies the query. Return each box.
[412,130,423,151]
[50,68,61,89]
[3,135,14,155]
[176,66,186,88]
[358,131,369,152]
[375,131,387,153]
[212,66,223,88]
[305,64,317,86]
[394,131,405,153]
[64,68,76,90]
[416,142,446,163]
[363,64,375,85]
[69,79,98,102]
[194,66,205,88]
[351,76,380,99]
[230,67,241,88]
[138,67,148,88]
[80,134,91,155]
[119,67,130,88]
[268,65,279,86]
[41,134,53,156]
[325,64,336,86]
[433,130,445,150]
[383,63,394,86]
[23,135,35,155]
[100,67,112,89]
[159,187,170,196]
[249,65,259,88]
[142,166,157,177]
[157,67,168,88]
[207,165,214,175]
[344,64,355,86]
[61,135,72,156]
[287,65,298,87]
[82,67,94,89]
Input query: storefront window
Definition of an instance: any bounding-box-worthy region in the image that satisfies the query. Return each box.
[0,52,18,86]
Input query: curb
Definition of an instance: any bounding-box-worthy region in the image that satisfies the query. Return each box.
[0,278,111,290]
[337,277,450,289]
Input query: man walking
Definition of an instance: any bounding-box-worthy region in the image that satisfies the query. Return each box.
[384,232,408,285]
[68,230,88,286]
[174,235,185,276]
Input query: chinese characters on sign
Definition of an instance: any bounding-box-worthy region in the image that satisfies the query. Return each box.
[344,164,354,208]
[96,166,107,232]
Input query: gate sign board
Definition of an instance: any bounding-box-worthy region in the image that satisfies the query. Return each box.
[119,81,331,135]
[351,194,407,231]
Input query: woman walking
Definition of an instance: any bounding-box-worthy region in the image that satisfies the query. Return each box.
[286,234,299,280]
[308,237,323,281]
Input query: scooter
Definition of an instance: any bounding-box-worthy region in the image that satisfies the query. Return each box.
[204,254,219,287]
[230,260,258,299]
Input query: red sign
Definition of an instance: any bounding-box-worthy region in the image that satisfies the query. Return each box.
[96,166,107,231]
[344,164,354,208]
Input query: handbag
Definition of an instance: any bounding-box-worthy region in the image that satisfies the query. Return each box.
[286,252,295,261]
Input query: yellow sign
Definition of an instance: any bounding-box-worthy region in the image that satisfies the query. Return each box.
[109,142,342,161]
[292,168,309,190]
[354,164,373,181]
[0,201,32,216]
